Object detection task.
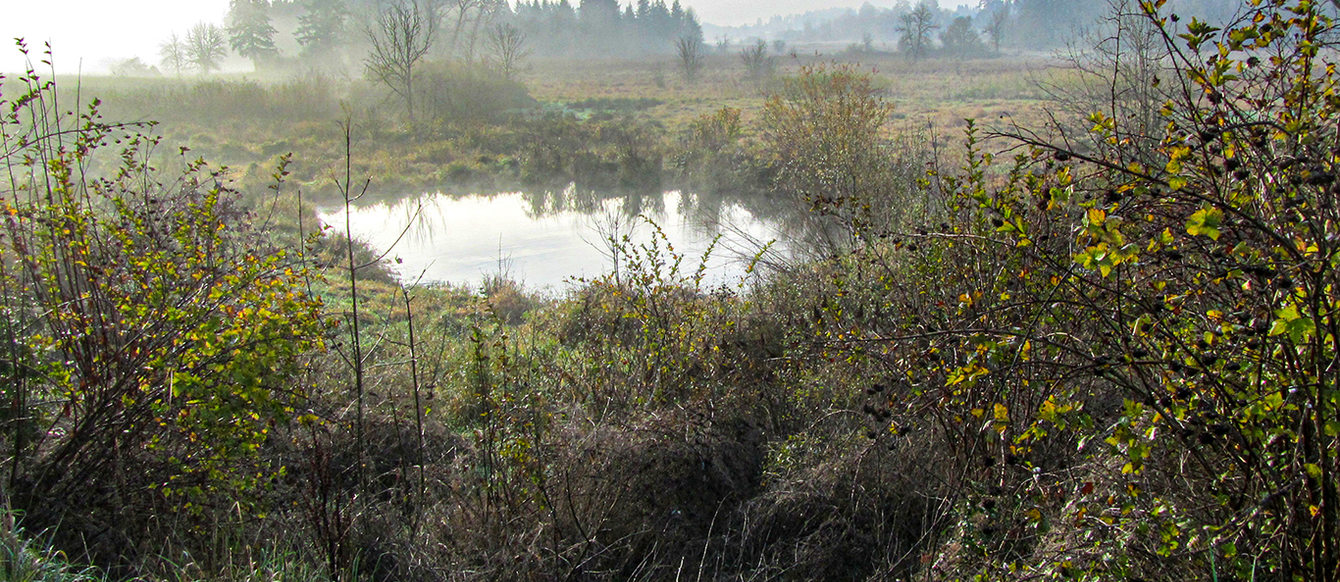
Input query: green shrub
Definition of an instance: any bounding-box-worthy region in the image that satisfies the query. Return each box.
[761,64,905,242]
[812,2,1340,578]
[0,53,325,567]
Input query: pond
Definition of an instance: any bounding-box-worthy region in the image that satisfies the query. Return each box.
[318,186,788,290]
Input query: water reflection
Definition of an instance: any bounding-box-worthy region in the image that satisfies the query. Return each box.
[319,186,787,289]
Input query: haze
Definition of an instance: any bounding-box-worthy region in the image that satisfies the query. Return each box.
[2,0,975,74]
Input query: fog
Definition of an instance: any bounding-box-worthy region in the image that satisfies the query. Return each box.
[1,0,975,74]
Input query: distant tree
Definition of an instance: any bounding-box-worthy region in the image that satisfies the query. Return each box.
[185,22,228,73]
[109,57,157,77]
[159,33,188,76]
[675,35,704,83]
[678,5,704,45]
[983,3,1009,52]
[897,1,939,60]
[296,0,347,58]
[485,22,530,79]
[1013,0,1099,46]
[578,0,621,52]
[446,0,492,60]
[644,0,672,42]
[579,0,620,26]
[739,39,775,82]
[365,0,439,122]
[940,16,984,57]
[464,0,508,62]
[227,0,279,68]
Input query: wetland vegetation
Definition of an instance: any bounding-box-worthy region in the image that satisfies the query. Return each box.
[4,0,1340,580]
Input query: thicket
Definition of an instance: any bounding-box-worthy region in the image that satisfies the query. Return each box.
[0,50,325,573]
[4,0,1340,580]
[810,0,1340,577]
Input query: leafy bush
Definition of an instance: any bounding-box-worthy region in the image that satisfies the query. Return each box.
[739,40,777,83]
[810,1,1340,578]
[0,52,325,567]
[761,65,904,243]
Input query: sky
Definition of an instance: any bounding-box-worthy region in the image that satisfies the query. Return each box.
[1,0,977,74]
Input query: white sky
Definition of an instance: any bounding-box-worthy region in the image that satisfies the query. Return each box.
[1,0,976,74]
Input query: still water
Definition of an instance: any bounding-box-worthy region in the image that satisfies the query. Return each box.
[318,187,785,289]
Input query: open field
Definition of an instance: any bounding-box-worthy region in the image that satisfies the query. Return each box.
[47,50,1074,201]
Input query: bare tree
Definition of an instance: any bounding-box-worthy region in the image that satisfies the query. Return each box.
[185,22,228,73]
[445,0,493,60]
[485,23,530,80]
[365,0,440,122]
[897,1,939,60]
[159,33,188,77]
[1037,0,1171,165]
[739,39,775,83]
[465,0,506,62]
[676,35,704,83]
[984,4,1009,53]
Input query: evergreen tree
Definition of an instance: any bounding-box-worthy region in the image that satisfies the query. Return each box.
[296,0,348,57]
[227,0,279,68]
[679,6,703,44]
[578,0,621,52]
[579,0,620,25]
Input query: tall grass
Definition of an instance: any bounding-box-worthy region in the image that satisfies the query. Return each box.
[0,511,104,582]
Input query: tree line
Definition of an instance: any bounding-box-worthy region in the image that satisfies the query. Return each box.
[153,0,703,76]
[513,0,703,58]
[726,0,1245,59]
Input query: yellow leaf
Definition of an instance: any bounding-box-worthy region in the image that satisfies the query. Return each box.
[1087,208,1107,226]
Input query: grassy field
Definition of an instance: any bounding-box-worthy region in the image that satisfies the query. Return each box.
[48,49,1073,203]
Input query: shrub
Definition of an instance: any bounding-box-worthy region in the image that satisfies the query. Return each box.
[823,2,1340,578]
[0,52,325,566]
[414,61,536,124]
[761,65,900,243]
[739,40,776,83]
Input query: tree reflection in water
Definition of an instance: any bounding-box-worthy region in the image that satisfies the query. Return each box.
[318,184,827,289]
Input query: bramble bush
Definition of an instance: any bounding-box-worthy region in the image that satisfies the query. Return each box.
[0,46,325,568]
[808,1,1340,578]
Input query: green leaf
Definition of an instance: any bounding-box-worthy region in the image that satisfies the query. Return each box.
[1186,207,1224,240]
[1271,304,1316,343]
